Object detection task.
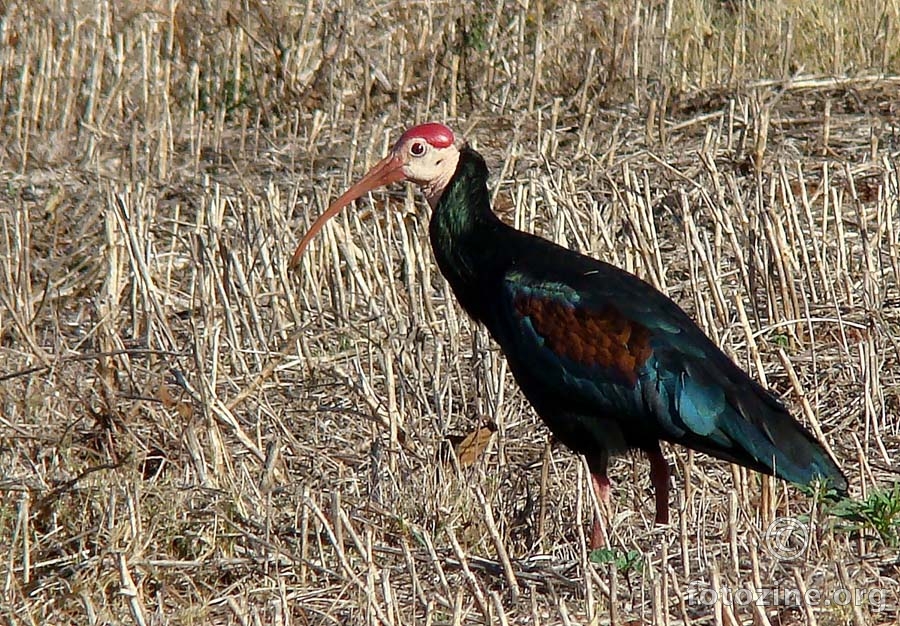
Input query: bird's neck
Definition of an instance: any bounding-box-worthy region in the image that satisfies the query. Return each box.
[428,147,507,320]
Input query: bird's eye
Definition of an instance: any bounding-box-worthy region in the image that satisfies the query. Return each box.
[409,141,426,157]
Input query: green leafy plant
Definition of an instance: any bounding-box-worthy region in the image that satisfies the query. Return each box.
[828,483,900,546]
[589,547,643,572]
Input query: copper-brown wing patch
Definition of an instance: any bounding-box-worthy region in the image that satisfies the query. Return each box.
[514,295,653,385]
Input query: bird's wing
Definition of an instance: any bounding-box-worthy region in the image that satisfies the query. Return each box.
[492,262,846,492]
[496,266,731,438]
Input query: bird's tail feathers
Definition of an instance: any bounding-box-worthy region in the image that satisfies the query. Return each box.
[720,390,848,496]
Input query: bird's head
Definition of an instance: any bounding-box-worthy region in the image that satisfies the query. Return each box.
[290,122,461,268]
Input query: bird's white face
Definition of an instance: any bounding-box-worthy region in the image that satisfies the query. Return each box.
[393,134,461,209]
[290,122,461,267]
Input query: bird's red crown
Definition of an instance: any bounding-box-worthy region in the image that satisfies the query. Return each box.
[396,122,455,150]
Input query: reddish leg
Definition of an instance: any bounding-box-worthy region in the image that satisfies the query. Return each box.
[647,445,670,524]
[587,455,611,549]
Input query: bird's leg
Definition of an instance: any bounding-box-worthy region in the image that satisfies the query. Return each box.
[646,445,670,524]
[586,454,611,549]
[590,472,611,548]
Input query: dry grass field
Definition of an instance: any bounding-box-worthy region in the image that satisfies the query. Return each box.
[2,1,900,624]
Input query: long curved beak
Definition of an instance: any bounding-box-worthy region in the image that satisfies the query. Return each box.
[289,153,407,268]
